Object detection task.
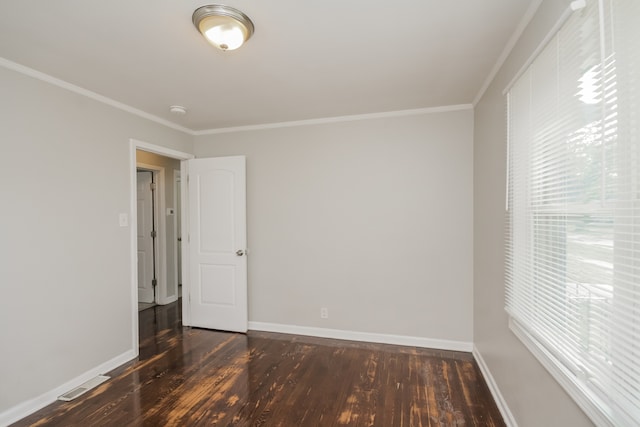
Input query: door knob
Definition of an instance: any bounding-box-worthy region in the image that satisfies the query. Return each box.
[236,249,244,256]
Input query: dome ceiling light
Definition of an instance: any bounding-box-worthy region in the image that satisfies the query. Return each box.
[192,4,254,51]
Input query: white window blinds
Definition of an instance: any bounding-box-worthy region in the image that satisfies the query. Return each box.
[505,1,640,426]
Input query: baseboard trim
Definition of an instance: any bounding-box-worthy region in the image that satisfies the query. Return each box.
[248,321,473,352]
[472,345,518,427]
[0,349,136,427]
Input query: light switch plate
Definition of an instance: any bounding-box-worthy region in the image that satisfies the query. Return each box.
[119,213,128,227]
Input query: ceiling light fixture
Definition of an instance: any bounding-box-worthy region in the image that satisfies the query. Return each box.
[192,4,254,51]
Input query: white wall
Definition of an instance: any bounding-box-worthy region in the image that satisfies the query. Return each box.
[0,66,192,418]
[473,0,594,425]
[194,109,474,344]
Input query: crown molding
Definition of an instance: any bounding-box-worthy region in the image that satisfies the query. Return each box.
[472,0,543,106]
[0,57,195,136]
[2,56,473,137]
[193,104,473,136]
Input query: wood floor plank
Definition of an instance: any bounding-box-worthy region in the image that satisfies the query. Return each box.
[12,301,505,426]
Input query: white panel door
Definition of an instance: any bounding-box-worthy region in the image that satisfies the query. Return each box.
[137,171,154,303]
[187,156,247,332]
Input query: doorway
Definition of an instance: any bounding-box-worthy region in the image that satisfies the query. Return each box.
[129,140,248,355]
[136,154,181,307]
[129,140,193,355]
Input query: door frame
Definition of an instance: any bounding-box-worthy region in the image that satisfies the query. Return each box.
[173,169,182,297]
[129,139,193,355]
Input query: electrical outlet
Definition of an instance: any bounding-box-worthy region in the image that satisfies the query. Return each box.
[320,307,328,319]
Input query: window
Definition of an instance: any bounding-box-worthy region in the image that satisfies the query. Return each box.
[505,1,639,425]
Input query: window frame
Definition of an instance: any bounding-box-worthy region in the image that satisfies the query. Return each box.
[504,1,640,426]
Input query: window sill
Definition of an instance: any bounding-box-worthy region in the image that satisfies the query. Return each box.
[508,316,617,426]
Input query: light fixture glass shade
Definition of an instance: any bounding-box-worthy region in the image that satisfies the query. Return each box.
[193,5,254,51]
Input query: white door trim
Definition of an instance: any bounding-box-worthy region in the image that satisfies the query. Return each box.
[173,169,182,297]
[181,160,191,326]
[129,139,193,356]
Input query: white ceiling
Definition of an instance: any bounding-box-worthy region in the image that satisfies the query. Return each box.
[0,0,535,132]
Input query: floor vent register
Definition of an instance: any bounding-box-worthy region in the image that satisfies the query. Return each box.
[58,375,110,402]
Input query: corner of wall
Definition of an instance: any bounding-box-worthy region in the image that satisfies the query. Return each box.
[472,345,518,427]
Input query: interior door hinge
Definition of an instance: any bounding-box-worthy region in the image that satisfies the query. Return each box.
[151,230,157,239]
[150,182,157,191]
[152,279,157,288]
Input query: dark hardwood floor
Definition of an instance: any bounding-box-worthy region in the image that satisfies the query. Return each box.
[13,301,505,426]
